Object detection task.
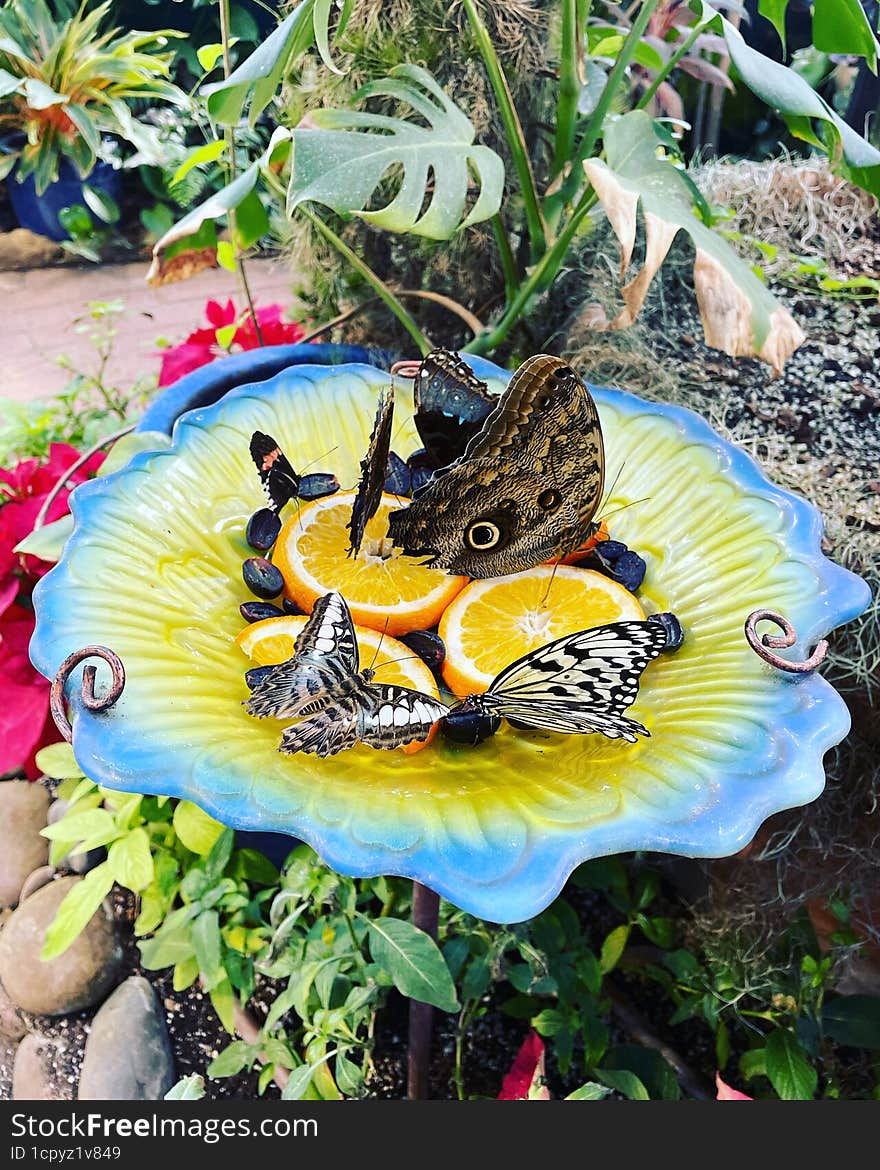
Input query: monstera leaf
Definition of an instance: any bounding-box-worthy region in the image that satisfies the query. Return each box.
[583,112,805,374]
[286,64,505,239]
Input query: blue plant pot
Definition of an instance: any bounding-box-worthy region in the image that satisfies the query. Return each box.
[7,156,122,242]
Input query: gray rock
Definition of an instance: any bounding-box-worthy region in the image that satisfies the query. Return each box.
[47,800,105,874]
[18,866,55,904]
[0,977,27,1042]
[13,1033,73,1100]
[0,781,50,907]
[78,977,174,1100]
[0,876,122,1016]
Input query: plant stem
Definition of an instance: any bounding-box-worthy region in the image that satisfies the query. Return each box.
[490,212,520,303]
[218,0,264,346]
[558,0,660,207]
[464,187,597,356]
[300,206,432,356]
[460,0,548,260]
[635,20,704,112]
[551,0,582,180]
[407,882,440,1101]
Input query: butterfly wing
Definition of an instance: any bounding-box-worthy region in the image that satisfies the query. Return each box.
[244,592,359,720]
[279,696,362,757]
[413,349,497,469]
[348,388,395,556]
[250,431,301,513]
[388,354,605,577]
[481,620,668,741]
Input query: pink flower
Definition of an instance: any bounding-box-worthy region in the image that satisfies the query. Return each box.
[498,1030,551,1100]
[715,1072,753,1100]
[0,603,56,778]
[158,300,308,386]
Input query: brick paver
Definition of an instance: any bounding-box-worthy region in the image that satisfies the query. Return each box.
[0,257,294,406]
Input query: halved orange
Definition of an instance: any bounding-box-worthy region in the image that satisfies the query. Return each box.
[236,615,442,753]
[438,565,645,697]
[271,491,467,637]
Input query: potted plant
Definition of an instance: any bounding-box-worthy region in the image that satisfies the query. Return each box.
[0,0,184,241]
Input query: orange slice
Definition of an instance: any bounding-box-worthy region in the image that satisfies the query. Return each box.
[271,491,467,637]
[438,565,645,697]
[236,615,442,753]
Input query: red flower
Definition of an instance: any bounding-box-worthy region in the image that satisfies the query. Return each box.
[0,443,105,776]
[498,1030,550,1100]
[715,1072,752,1100]
[158,300,307,386]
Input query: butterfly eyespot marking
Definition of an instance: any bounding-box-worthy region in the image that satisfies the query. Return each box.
[537,488,562,512]
[465,520,503,551]
[551,365,572,380]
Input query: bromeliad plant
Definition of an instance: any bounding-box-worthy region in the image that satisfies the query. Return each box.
[149,0,880,372]
[0,0,184,194]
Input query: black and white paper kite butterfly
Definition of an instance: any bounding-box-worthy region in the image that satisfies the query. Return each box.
[447,619,671,743]
[249,431,339,513]
[245,591,450,757]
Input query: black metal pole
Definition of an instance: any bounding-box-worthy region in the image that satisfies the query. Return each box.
[407,881,440,1100]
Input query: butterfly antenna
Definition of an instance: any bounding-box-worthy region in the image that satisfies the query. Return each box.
[597,460,627,517]
[539,557,563,610]
[299,445,339,475]
[367,616,391,673]
[599,496,651,524]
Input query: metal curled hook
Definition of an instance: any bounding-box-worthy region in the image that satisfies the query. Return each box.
[49,646,126,744]
[744,610,829,674]
[389,359,422,380]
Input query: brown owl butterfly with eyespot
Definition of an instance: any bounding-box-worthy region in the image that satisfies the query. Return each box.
[387,353,605,578]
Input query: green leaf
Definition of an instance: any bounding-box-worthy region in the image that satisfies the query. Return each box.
[171,139,227,189]
[205,828,235,883]
[172,955,199,992]
[366,916,459,1012]
[565,1082,612,1100]
[97,431,172,477]
[35,742,82,780]
[40,864,115,960]
[172,800,225,856]
[57,204,93,240]
[207,1040,253,1078]
[257,1064,275,1095]
[203,2,318,126]
[41,808,115,846]
[758,0,789,53]
[287,64,504,240]
[192,910,224,987]
[229,849,280,885]
[82,184,119,225]
[197,44,227,74]
[281,1062,314,1100]
[107,828,153,892]
[765,1029,817,1100]
[215,323,237,350]
[313,0,347,76]
[233,188,270,249]
[594,1067,650,1100]
[599,924,629,974]
[583,110,805,373]
[14,515,73,565]
[164,1074,205,1100]
[216,240,236,272]
[822,996,880,1049]
[209,976,237,1034]
[138,923,196,970]
[604,1044,681,1100]
[813,0,878,70]
[334,1052,363,1096]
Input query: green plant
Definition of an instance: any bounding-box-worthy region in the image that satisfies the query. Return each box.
[149,0,880,374]
[0,0,185,194]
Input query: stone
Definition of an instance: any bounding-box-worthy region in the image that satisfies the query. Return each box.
[0,977,27,1042]
[0,228,63,272]
[18,865,55,904]
[0,780,50,908]
[47,800,105,874]
[0,876,122,1016]
[12,1033,73,1100]
[78,977,175,1100]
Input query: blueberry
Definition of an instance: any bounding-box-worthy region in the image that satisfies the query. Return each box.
[612,550,646,592]
[299,472,340,501]
[240,601,285,623]
[647,611,685,652]
[399,629,446,671]
[246,507,282,552]
[282,597,303,615]
[243,556,284,599]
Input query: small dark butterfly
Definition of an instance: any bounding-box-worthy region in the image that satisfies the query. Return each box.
[348,388,395,556]
[388,353,605,578]
[447,619,670,743]
[412,348,497,470]
[244,591,449,757]
[249,431,340,513]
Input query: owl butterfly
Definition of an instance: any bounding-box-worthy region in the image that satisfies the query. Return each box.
[244,591,448,757]
[249,431,339,513]
[447,617,673,743]
[348,387,395,556]
[412,348,497,470]
[388,353,605,578]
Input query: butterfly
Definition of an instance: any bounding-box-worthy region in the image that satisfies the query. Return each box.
[348,388,395,556]
[387,353,605,578]
[249,431,339,513]
[244,591,449,757]
[445,619,670,743]
[412,348,497,470]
